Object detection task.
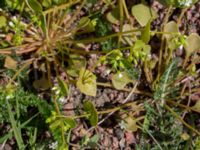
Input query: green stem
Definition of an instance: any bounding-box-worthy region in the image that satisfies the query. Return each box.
[156,6,173,83]
[164,104,200,136]
[166,100,200,114]
[43,0,81,15]
[62,29,142,44]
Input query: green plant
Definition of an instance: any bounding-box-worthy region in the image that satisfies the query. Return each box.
[0,0,200,149]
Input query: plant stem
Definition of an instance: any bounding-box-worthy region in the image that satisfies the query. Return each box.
[166,100,200,114]
[164,104,200,135]
[63,29,142,44]
[43,0,81,15]
[96,82,152,97]
[156,6,173,83]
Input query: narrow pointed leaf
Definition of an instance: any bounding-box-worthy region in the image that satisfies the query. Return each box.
[141,20,151,44]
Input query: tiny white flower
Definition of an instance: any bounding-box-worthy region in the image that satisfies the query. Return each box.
[58,97,65,103]
[55,90,60,95]
[49,141,58,149]
[9,21,14,27]
[119,73,123,78]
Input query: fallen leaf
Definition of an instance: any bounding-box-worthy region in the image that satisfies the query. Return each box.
[4,56,17,70]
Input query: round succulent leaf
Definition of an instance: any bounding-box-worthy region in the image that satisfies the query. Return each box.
[131,4,157,27]
[164,21,179,40]
[112,72,132,90]
[184,33,200,56]
[76,68,97,96]
[83,100,98,126]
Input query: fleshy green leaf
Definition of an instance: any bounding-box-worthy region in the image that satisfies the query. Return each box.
[184,33,200,57]
[57,77,69,97]
[77,68,97,96]
[83,100,98,126]
[0,16,7,28]
[131,4,157,27]
[164,21,179,40]
[141,20,151,44]
[112,72,132,90]
[26,0,43,13]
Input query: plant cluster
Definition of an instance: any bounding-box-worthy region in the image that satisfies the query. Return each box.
[0,0,200,149]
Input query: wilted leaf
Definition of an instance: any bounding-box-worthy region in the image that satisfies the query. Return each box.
[4,56,17,70]
[83,100,98,126]
[106,7,119,25]
[184,33,200,56]
[112,72,131,90]
[77,68,97,96]
[0,16,7,28]
[131,4,157,26]
[141,20,151,44]
[26,0,43,13]
[57,76,69,96]
[33,76,50,90]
